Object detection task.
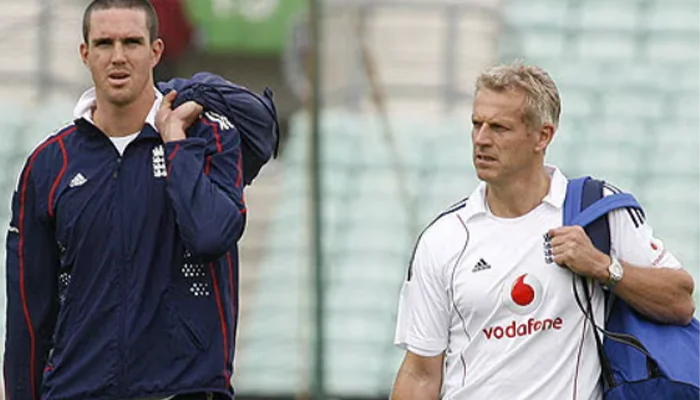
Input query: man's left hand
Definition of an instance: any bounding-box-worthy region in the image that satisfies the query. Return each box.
[548,226,611,282]
[156,90,204,143]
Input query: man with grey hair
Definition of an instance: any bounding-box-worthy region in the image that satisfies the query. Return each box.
[390,62,695,399]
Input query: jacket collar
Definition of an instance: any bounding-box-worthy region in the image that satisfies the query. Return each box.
[72,87,163,139]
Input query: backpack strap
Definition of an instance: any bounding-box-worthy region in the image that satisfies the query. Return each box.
[573,193,642,229]
[564,176,643,253]
[579,177,613,254]
[565,176,661,389]
[563,176,587,228]
[570,177,643,322]
[568,177,616,389]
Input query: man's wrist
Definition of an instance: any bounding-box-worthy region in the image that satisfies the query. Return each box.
[161,123,187,142]
[606,257,624,290]
[594,253,613,283]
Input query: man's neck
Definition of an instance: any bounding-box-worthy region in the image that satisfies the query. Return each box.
[93,87,155,137]
[485,167,551,218]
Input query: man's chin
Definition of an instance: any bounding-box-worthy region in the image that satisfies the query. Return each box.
[475,168,497,183]
[105,92,135,107]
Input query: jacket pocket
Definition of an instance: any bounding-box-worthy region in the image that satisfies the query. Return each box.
[165,288,206,355]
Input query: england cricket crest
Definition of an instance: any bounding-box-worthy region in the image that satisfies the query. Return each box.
[152,145,167,178]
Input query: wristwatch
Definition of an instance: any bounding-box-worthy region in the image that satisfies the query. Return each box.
[606,257,624,291]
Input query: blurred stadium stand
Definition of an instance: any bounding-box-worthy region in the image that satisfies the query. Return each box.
[0,0,697,399]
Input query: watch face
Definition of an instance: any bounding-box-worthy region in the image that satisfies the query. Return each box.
[610,262,623,281]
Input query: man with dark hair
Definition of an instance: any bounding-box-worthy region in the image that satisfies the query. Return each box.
[82,0,159,43]
[3,1,246,399]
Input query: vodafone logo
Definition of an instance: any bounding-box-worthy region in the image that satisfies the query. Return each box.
[484,317,563,340]
[484,272,564,340]
[502,273,543,314]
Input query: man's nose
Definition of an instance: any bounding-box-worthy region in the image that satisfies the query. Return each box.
[473,124,492,145]
[111,43,126,63]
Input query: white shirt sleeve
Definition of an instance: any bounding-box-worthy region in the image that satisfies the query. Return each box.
[394,229,450,357]
[607,188,682,269]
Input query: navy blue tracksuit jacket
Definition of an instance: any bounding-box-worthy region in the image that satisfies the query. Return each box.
[4,108,245,399]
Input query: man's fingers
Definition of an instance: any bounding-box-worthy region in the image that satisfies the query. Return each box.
[548,226,587,245]
[188,101,204,116]
[548,226,574,238]
[550,242,569,265]
[547,228,563,242]
[551,242,575,263]
[553,254,569,268]
[179,101,203,121]
[161,90,177,109]
[548,230,571,247]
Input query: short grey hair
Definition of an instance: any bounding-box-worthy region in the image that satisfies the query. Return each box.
[475,62,561,130]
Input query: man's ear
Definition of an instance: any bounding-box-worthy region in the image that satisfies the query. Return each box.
[535,123,556,153]
[151,38,164,69]
[80,42,88,65]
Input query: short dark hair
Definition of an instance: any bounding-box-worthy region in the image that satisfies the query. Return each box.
[82,0,159,43]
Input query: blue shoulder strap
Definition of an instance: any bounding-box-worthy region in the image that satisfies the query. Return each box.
[564,176,642,231]
[566,176,651,390]
[573,194,642,228]
[563,176,586,226]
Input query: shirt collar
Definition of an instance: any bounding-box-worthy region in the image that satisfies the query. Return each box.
[462,164,568,220]
[72,87,163,131]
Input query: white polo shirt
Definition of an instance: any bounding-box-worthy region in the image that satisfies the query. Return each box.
[394,165,682,400]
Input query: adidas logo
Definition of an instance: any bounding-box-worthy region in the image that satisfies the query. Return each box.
[69,173,87,188]
[472,258,491,272]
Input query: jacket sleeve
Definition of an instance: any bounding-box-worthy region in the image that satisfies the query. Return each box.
[163,112,246,260]
[4,159,60,400]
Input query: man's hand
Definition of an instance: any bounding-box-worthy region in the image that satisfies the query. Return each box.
[155,90,204,143]
[548,226,611,282]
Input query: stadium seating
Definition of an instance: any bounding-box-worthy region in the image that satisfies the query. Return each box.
[234,110,477,395]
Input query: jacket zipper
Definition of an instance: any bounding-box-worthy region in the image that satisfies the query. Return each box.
[115,135,152,395]
[113,137,137,395]
[113,150,128,394]
[91,125,151,396]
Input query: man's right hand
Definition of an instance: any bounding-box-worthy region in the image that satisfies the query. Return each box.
[156,90,203,143]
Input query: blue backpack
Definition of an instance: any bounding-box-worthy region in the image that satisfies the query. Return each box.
[563,176,700,399]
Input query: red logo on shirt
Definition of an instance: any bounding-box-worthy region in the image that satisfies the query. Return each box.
[486,273,564,340]
[511,275,535,306]
[483,317,564,340]
[503,273,543,314]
